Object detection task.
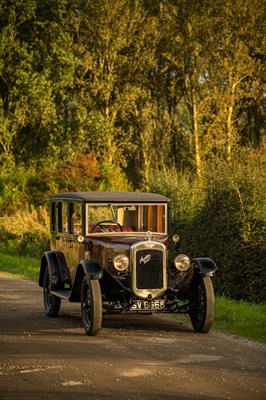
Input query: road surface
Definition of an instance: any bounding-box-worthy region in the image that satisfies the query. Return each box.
[0,275,265,400]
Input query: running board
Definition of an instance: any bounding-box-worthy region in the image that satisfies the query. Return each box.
[50,290,71,299]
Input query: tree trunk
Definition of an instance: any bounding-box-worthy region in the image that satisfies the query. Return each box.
[192,90,203,184]
[226,102,234,163]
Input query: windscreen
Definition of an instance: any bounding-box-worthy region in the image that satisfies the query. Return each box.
[86,203,167,234]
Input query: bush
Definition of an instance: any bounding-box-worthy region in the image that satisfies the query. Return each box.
[0,153,131,260]
[149,167,205,265]
[0,165,30,214]
[149,160,266,303]
[0,155,131,213]
[0,208,50,259]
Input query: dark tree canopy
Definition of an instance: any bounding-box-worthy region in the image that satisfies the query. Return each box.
[0,0,265,189]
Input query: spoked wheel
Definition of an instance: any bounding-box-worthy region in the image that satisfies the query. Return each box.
[81,276,102,336]
[189,274,215,333]
[43,267,61,317]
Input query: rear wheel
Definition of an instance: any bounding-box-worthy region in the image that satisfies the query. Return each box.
[81,276,102,336]
[43,267,61,317]
[189,274,215,333]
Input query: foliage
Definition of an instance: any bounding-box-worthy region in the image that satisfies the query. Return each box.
[0,165,29,212]
[1,0,265,188]
[149,156,266,303]
[0,0,265,301]
[0,154,130,213]
[149,167,205,235]
[44,153,100,193]
[98,162,132,191]
[201,159,266,303]
[0,207,49,258]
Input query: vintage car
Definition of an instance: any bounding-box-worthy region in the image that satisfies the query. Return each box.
[39,191,217,336]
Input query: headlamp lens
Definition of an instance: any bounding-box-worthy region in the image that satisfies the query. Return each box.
[174,254,190,271]
[113,254,129,271]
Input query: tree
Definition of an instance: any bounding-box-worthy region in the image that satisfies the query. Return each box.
[73,0,161,186]
[0,0,39,164]
[0,0,265,199]
[0,0,80,167]
[161,0,216,182]
[160,0,266,175]
[206,0,266,161]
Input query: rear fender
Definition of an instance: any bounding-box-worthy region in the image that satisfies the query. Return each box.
[191,257,217,276]
[39,251,61,289]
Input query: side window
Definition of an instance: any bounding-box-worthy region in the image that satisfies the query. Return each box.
[70,203,83,234]
[51,202,56,232]
[58,202,62,232]
[62,202,68,233]
[57,202,69,233]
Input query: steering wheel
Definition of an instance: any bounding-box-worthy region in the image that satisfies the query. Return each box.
[90,220,123,233]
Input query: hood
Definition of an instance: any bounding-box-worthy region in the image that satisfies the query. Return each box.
[85,233,168,250]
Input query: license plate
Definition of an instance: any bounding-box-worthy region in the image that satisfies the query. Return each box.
[130,300,165,311]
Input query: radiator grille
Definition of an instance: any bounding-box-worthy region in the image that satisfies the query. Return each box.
[136,249,163,289]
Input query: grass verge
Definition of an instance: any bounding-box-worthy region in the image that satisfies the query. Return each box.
[0,253,265,344]
[213,297,266,344]
[171,297,266,344]
[0,253,39,281]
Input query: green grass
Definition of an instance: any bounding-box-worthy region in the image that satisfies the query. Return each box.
[213,296,266,344]
[0,253,39,281]
[172,297,266,344]
[0,253,265,344]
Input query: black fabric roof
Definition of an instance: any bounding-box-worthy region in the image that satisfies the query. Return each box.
[50,191,170,203]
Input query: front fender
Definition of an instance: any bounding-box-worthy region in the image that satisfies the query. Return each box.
[191,257,217,276]
[69,260,103,302]
[80,259,103,280]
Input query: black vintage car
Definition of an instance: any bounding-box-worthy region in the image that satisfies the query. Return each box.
[39,191,217,336]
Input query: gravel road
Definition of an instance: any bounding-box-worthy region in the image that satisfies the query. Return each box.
[0,274,265,400]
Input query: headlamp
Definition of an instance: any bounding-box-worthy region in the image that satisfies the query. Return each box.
[113,254,129,271]
[174,254,190,272]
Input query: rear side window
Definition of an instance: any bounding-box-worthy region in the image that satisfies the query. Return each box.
[51,202,56,232]
[58,202,62,232]
[70,202,83,234]
[57,202,68,233]
[52,201,82,233]
[61,202,68,233]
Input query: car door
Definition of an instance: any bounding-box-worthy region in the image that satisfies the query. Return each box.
[67,202,85,279]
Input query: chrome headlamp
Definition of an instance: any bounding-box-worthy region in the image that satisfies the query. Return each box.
[174,254,191,272]
[113,254,129,271]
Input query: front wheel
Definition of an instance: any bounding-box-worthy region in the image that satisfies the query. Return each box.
[189,274,215,333]
[43,267,61,317]
[81,276,102,336]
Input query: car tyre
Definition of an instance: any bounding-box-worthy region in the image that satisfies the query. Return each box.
[189,274,215,333]
[81,276,102,336]
[43,267,61,317]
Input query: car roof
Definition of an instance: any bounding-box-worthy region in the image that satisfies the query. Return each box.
[50,191,170,203]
